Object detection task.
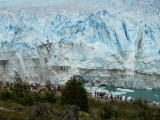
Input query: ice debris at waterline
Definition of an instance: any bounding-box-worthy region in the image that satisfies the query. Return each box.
[85,85,132,100]
[117,88,134,93]
[85,85,160,104]
[0,0,160,89]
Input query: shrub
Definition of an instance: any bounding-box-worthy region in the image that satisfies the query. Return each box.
[79,111,90,120]
[101,104,115,119]
[12,71,23,96]
[44,91,56,103]
[31,103,52,120]
[31,92,42,104]
[45,80,52,91]
[63,105,82,120]
[22,82,30,92]
[0,90,17,101]
[133,99,147,109]
[61,77,89,112]
[11,71,30,97]
[19,92,34,106]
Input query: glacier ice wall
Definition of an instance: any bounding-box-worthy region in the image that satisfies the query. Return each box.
[0,0,160,89]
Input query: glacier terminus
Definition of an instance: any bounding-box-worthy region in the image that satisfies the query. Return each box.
[0,0,160,89]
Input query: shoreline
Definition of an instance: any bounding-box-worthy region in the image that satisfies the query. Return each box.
[85,85,160,107]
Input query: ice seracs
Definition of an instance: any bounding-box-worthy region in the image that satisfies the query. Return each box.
[0,0,159,89]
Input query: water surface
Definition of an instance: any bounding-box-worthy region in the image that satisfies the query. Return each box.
[105,86,160,102]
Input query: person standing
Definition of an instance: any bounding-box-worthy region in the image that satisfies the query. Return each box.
[95,91,97,98]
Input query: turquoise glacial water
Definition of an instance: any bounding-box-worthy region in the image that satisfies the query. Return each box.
[105,86,160,102]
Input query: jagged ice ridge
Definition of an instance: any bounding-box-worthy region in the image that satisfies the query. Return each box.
[0,0,160,89]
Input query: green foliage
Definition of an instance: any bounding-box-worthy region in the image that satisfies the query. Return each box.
[133,99,147,108]
[45,80,52,91]
[22,82,30,92]
[61,77,89,112]
[101,104,114,119]
[14,71,22,84]
[79,111,90,120]
[0,89,57,106]
[19,92,35,106]
[44,91,56,103]
[88,99,104,120]
[31,103,52,119]
[63,105,82,120]
[0,74,160,120]
[11,71,30,96]
[0,94,159,120]
[0,89,17,101]
[101,103,120,119]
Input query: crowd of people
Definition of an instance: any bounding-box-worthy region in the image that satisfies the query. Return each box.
[92,91,160,107]
[94,91,133,102]
[0,81,63,95]
[0,81,159,107]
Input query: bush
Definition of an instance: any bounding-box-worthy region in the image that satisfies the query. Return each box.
[63,105,82,120]
[101,104,116,119]
[11,71,24,96]
[133,99,148,109]
[31,103,52,120]
[31,92,42,104]
[19,92,34,106]
[11,71,30,97]
[22,82,30,92]
[0,90,17,101]
[44,91,56,103]
[61,77,89,112]
[45,80,52,91]
[79,111,90,120]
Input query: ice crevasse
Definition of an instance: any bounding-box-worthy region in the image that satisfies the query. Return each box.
[0,0,160,89]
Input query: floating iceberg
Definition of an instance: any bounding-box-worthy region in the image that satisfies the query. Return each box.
[117,88,134,92]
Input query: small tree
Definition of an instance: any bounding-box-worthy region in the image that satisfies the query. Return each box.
[45,80,52,91]
[12,71,23,95]
[14,71,23,85]
[12,71,29,96]
[61,77,89,112]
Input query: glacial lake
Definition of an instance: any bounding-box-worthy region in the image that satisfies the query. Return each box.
[104,86,160,102]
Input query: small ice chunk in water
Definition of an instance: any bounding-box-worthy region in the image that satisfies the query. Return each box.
[117,88,134,92]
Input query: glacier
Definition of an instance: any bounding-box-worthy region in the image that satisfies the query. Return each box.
[0,0,160,89]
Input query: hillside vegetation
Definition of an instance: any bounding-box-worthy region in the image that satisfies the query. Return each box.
[0,74,159,120]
